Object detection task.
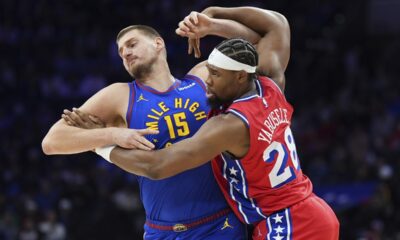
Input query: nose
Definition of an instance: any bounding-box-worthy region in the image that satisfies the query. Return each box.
[122,47,133,59]
[205,75,212,87]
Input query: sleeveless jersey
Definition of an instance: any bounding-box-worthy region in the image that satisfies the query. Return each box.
[211,76,313,224]
[126,75,229,222]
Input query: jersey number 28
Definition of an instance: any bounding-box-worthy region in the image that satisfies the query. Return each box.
[263,127,301,188]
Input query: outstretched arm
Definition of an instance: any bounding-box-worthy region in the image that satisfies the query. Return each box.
[205,7,291,91]
[108,114,249,180]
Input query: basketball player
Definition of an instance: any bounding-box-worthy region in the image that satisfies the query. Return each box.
[42,7,268,239]
[90,7,340,239]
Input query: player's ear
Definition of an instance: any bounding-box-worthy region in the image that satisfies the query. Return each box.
[237,70,248,83]
[154,37,165,52]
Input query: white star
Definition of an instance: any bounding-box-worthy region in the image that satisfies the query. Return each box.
[229,167,238,176]
[272,233,284,240]
[272,214,283,223]
[234,186,241,192]
[274,225,285,234]
[230,177,239,184]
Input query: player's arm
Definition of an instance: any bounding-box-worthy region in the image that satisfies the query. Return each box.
[109,114,248,180]
[205,7,291,91]
[183,13,261,80]
[42,83,155,155]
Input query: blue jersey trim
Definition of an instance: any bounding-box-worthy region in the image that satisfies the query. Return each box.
[255,79,263,96]
[233,95,258,103]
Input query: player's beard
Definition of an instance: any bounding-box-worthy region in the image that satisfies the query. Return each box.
[128,56,157,79]
[207,96,231,110]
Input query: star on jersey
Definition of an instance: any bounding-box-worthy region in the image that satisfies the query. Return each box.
[274,225,285,234]
[229,167,238,176]
[272,214,283,223]
[269,210,290,240]
[230,177,239,184]
[272,233,284,240]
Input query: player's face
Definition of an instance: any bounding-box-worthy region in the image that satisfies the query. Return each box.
[205,64,243,109]
[117,30,160,78]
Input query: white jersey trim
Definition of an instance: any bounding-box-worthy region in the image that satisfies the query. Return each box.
[227,109,249,128]
[233,95,259,103]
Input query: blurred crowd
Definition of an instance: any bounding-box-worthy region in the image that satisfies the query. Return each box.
[1,0,399,239]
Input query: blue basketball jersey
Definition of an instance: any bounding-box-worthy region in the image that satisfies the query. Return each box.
[126,75,229,222]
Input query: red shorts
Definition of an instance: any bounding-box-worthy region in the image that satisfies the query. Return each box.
[252,194,339,240]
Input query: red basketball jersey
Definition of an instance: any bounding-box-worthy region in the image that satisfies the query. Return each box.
[211,76,313,224]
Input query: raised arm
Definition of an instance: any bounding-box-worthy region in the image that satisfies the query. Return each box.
[206,7,291,91]
[182,12,261,80]
[108,113,249,180]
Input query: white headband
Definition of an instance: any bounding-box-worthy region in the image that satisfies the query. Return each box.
[207,48,256,73]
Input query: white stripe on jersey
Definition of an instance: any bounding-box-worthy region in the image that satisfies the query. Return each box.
[267,217,272,240]
[221,154,250,224]
[233,95,258,103]
[235,160,267,219]
[227,109,249,127]
[285,209,292,240]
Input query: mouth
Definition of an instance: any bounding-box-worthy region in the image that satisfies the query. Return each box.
[206,87,215,98]
[127,57,138,66]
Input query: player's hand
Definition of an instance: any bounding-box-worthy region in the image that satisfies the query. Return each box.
[176,11,212,58]
[176,11,212,39]
[188,37,201,58]
[111,127,159,150]
[62,108,105,129]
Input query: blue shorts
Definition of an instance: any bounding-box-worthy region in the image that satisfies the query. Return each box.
[144,210,247,240]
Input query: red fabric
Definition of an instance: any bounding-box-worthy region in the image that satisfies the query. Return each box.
[252,194,339,240]
[211,76,313,218]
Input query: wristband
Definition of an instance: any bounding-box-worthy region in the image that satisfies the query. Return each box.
[95,145,116,163]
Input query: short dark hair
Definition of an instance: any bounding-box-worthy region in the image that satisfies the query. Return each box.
[116,25,161,43]
[215,38,258,80]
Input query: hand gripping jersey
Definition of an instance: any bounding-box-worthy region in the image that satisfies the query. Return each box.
[211,76,313,224]
[126,75,230,222]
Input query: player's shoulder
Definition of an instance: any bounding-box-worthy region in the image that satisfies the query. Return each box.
[107,82,130,89]
[100,82,130,95]
[179,74,206,90]
[257,76,283,95]
[91,82,131,104]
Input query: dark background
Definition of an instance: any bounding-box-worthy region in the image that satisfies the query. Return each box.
[1,0,399,239]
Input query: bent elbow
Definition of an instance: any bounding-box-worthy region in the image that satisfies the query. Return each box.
[144,163,171,180]
[145,166,164,180]
[41,137,56,155]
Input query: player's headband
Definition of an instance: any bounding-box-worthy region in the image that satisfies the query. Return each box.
[207,48,256,73]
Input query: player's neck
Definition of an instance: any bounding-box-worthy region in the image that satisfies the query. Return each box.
[136,59,175,92]
[235,80,257,100]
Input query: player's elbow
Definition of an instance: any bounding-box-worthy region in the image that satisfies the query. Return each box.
[144,165,168,180]
[272,11,289,25]
[41,136,56,155]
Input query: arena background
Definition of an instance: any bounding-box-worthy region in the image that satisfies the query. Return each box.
[1,0,399,239]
